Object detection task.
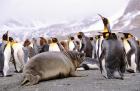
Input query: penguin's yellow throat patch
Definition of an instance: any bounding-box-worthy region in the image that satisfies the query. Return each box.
[104,27,109,33]
[11,42,18,48]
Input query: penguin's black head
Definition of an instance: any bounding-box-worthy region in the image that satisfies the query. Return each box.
[51,38,58,43]
[60,41,65,46]
[102,18,109,26]
[77,35,82,39]
[89,37,93,41]
[101,32,117,40]
[70,36,74,40]
[111,33,118,39]
[2,31,8,41]
[39,37,47,46]
[77,32,84,39]
[23,39,31,47]
[123,33,129,38]
[123,33,133,39]
[98,14,109,26]
[95,35,101,40]
[9,37,14,42]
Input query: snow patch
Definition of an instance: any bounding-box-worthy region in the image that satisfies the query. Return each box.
[116,11,140,30]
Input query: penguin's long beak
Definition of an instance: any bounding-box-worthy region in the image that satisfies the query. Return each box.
[98,14,104,20]
[5,31,9,42]
[6,31,8,35]
[98,14,111,33]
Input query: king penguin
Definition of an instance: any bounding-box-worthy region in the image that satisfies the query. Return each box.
[89,36,97,59]
[120,33,140,73]
[49,37,64,52]
[95,34,104,61]
[10,37,26,73]
[77,32,93,58]
[98,14,111,33]
[68,36,79,51]
[1,31,12,76]
[98,14,126,79]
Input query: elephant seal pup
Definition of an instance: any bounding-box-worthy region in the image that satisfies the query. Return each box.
[21,51,85,85]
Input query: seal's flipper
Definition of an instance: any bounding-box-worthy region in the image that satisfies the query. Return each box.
[21,74,40,86]
[21,77,29,86]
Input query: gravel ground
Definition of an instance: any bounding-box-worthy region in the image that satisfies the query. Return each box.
[0,64,140,91]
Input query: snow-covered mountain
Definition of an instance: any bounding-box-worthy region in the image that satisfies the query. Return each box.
[0,17,99,40]
[113,0,140,38]
[1,0,140,40]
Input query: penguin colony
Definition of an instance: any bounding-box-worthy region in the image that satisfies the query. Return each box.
[0,14,140,85]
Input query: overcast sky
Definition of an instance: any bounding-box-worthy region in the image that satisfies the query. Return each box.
[0,0,129,25]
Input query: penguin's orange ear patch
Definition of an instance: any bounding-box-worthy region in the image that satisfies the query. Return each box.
[123,33,133,39]
[102,32,110,39]
[128,34,133,38]
[105,33,110,38]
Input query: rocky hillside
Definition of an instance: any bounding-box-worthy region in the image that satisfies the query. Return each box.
[124,0,140,14]
[113,0,140,38]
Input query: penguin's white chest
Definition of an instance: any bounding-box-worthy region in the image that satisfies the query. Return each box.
[79,40,82,50]
[4,43,11,60]
[95,39,99,55]
[3,43,11,76]
[49,43,60,51]
[12,43,23,53]
[102,58,107,78]
[99,38,103,57]
[69,41,75,51]
[123,40,131,54]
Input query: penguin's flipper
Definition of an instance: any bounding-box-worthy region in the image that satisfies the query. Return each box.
[126,48,136,73]
[99,46,106,73]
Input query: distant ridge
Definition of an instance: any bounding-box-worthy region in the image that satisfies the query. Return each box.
[113,0,140,38]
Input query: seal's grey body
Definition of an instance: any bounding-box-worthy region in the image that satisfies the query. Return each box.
[22,51,85,85]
